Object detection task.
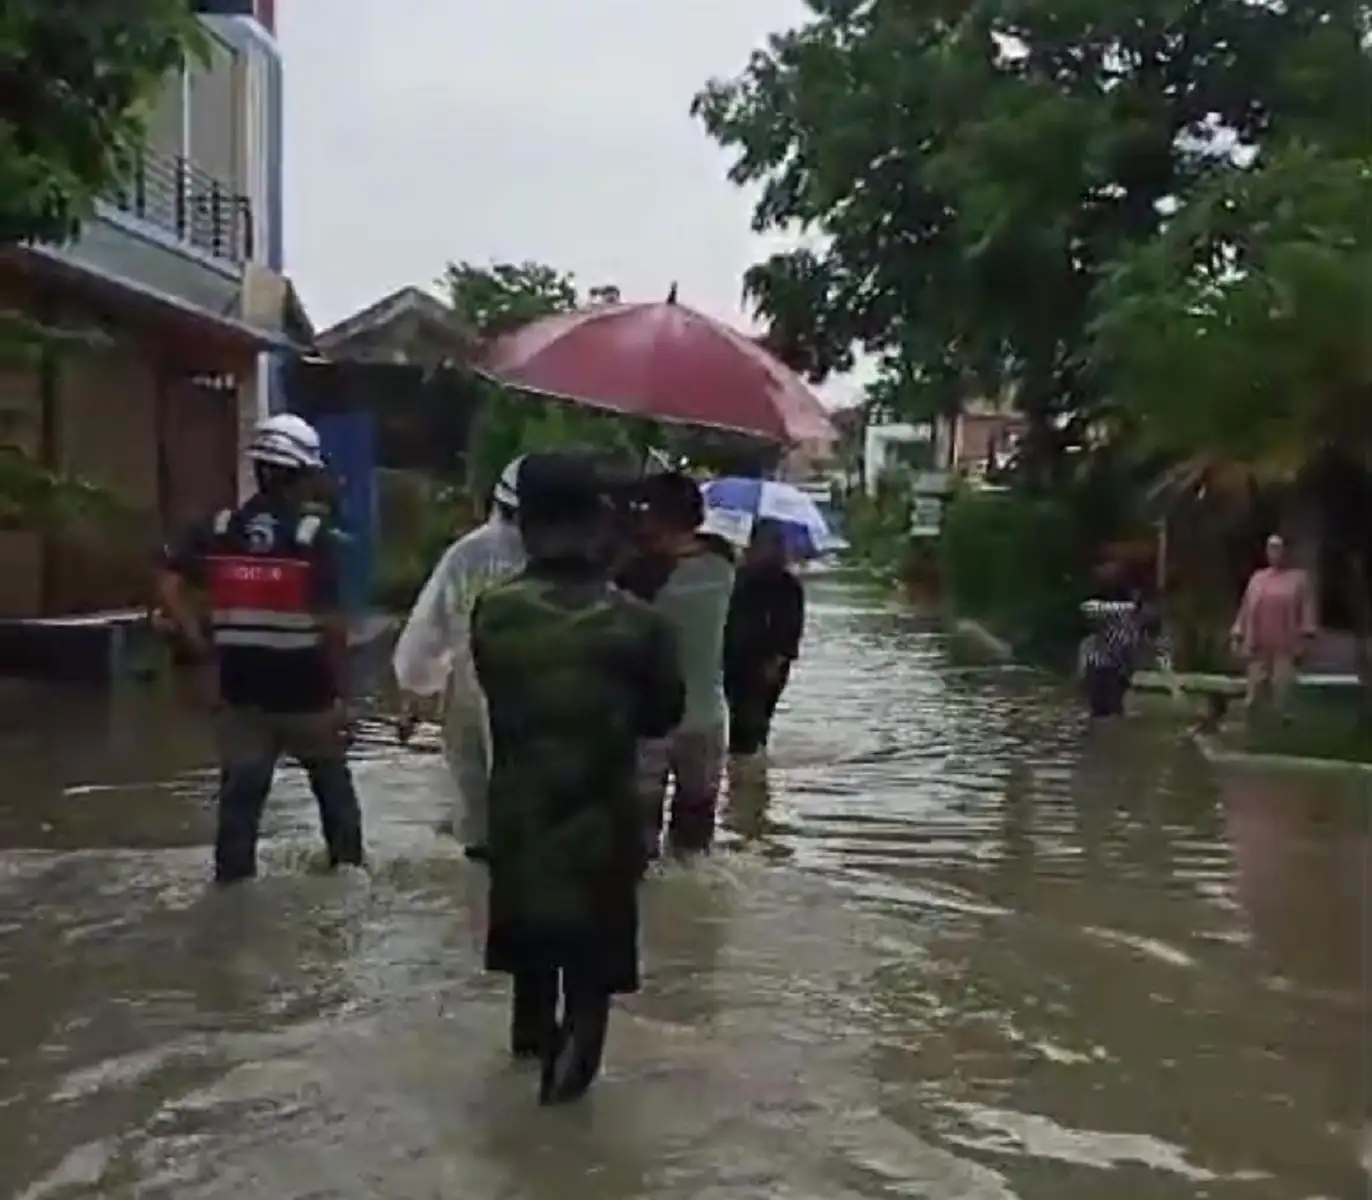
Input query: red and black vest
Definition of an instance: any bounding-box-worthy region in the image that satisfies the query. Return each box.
[203,503,333,711]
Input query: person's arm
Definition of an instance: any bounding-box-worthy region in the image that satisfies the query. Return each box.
[468,592,490,693]
[634,608,685,739]
[153,521,213,659]
[309,531,350,704]
[1230,573,1256,648]
[771,570,806,661]
[392,544,458,697]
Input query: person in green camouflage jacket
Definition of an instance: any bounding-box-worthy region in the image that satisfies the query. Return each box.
[470,450,684,1105]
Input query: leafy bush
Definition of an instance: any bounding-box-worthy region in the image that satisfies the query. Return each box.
[466,385,649,502]
[940,486,1088,656]
[372,470,479,612]
[1165,593,1237,674]
[841,479,912,575]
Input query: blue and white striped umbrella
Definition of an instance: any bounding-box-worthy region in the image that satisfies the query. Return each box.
[699,476,846,559]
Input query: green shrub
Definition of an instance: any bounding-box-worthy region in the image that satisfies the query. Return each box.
[841,480,912,575]
[372,470,478,612]
[939,487,1088,656]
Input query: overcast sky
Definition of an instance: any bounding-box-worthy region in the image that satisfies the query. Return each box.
[279,1,815,331]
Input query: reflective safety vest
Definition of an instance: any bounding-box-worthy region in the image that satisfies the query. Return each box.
[205,508,323,652]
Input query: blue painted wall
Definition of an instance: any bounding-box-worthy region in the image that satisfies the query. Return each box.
[314,413,377,612]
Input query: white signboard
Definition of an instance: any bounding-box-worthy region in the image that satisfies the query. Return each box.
[909,496,944,537]
[910,470,953,496]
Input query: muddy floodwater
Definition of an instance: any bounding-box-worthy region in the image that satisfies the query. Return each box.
[0,580,1367,1199]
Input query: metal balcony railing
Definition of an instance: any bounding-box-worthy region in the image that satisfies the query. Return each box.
[106,147,254,266]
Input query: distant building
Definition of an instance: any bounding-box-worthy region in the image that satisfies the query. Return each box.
[939,395,1026,479]
[288,287,485,476]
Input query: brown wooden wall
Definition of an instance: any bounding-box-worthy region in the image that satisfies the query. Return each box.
[0,271,252,616]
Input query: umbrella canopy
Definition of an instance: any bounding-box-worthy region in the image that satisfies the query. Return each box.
[701,476,847,560]
[481,295,838,445]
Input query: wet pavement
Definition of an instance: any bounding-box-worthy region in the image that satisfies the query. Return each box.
[0,579,1367,1199]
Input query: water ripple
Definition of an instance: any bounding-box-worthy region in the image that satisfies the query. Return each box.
[0,578,1366,1198]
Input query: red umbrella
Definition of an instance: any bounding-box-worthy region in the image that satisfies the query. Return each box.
[481,290,837,444]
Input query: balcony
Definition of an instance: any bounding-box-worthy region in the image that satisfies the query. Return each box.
[105,146,254,268]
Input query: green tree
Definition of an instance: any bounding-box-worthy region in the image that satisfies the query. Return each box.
[443,261,646,494]
[0,0,203,525]
[1094,139,1372,702]
[691,0,1372,477]
[443,260,580,338]
[1094,141,1372,472]
[0,0,202,244]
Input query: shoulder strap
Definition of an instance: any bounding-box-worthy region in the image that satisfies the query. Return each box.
[296,514,322,547]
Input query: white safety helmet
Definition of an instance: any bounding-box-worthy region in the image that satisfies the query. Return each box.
[491,455,524,511]
[247,412,325,471]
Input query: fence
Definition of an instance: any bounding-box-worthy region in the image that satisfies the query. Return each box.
[107,148,254,266]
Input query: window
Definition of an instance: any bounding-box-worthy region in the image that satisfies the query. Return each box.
[140,30,241,190]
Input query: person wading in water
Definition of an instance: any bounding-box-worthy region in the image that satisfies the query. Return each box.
[155,413,363,883]
[723,518,805,769]
[392,456,527,856]
[617,471,735,858]
[470,451,684,1104]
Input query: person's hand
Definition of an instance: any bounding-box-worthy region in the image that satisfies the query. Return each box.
[761,657,785,685]
[328,698,356,744]
[1296,630,1316,665]
[189,659,220,711]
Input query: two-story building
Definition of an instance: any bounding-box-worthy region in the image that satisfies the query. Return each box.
[0,0,302,620]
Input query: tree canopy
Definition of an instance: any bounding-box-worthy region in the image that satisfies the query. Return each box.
[1093,140,1372,473]
[442,260,642,491]
[0,0,202,527]
[692,0,1372,474]
[442,260,619,340]
[0,0,202,246]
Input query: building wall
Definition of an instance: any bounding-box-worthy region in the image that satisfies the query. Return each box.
[132,9,283,274]
[953,413,1026,472]
[0,267,255,615]
[0,360,46,616]
[145,26,242,191]
[203,6,286,421]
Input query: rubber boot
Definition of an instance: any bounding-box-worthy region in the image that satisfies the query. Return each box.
[510,970,559,1060]
[665,803,715,858]
[723,752,769,840]
[539,986,610,1105]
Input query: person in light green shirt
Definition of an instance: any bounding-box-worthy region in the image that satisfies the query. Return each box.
[629,472,735,857]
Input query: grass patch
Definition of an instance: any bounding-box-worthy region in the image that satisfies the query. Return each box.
[1230,687,1372,764]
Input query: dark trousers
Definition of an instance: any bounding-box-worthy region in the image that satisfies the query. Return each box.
[725,659,790,756]
[1084,664,1129,718]
[511,967,612,1104]
[214,707,364,882]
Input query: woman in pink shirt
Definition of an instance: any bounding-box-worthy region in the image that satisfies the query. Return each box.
[1230,533,1316,716]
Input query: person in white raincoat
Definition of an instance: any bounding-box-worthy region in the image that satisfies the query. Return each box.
[392,457,526,853]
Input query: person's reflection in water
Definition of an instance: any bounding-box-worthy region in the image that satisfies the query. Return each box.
[986,759,1036,904]
[633,868,732,1031]
[476,1073,651,1199]
[185,885,350,1029]
[1223,772,1370,994]
[1221,771,1371,1160]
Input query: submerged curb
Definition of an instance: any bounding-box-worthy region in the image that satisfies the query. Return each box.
[949,617,1014,662]
[1132,670,1244,697]
[1192,732,1372,777]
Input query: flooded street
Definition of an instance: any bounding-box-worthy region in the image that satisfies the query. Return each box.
[0,579,1367,1199]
